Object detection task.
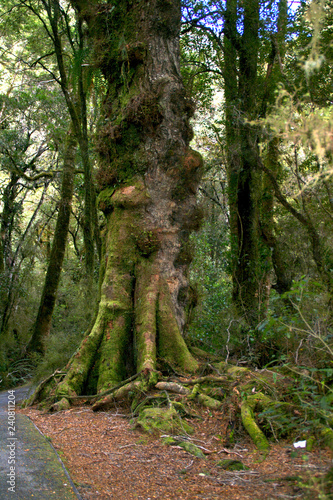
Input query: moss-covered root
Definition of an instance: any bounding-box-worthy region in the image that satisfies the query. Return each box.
[155,381,222,410]
[134,259,159,373]
[241,393,271,452]
[95,205,137,393]
[22,369,65,408]
[92,380,143,411]
[163,437,206,458]
[50,397,71,412]
[135,407,194,435]
[91,370,159,411]
[55,314,105,400]
[157,279,199,373]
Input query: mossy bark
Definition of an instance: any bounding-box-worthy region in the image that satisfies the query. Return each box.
[41,0,202,408]
[56,183,200,404]
[241,393,270,451]
[224,0,264,328]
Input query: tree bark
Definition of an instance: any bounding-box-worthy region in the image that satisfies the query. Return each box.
[52,0,202,405]
[224,0,263,328]
[27,131,77,354]
[261,139,292,295]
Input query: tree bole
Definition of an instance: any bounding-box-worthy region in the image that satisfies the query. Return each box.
[37,0,203,407]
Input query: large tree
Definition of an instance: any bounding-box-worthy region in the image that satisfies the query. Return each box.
[44,0,203,409]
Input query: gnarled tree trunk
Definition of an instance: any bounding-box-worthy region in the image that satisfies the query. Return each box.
[51,0,203,408]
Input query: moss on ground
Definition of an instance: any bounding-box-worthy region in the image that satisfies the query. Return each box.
[135,406,194,435]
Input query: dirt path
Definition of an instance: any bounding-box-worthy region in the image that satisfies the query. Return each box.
[18,403,332,500]
[0,386,80,500]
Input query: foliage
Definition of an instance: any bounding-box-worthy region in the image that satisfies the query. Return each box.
[187,186,232,354]
[258,277,332,364]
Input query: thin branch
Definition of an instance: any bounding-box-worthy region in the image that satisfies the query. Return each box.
[29,51,56,67]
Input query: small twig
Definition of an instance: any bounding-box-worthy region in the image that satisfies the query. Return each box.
[225,319,234,363]
[118,443,138,449]
[175,376,227,385]
[269,420,279,443]
[54,426,71,435]
[295,338,304,365]
[194,444,214,454]
[217,447,244,458]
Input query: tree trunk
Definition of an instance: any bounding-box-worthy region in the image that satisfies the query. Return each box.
[27,131,77,354]
[52,0,202,405]
[224,0,263,328]
[261,139,292,295]
[77,16,99,285]
[0,174,19,331]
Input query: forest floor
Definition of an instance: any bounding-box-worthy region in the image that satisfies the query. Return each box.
[18,402,332,500]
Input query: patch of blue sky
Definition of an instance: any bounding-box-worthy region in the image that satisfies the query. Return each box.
[181,0,302,37]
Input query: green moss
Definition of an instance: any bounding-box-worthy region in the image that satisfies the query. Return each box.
[320,425,333,451]
[162,436,177,445]
[110,180,150,208]
[134,259,159,373]
[135,407,194,435]
[96,311,132,392]
[217,459,250,471]
[197,393,223,410]
[178,441,206,458]
[241,397,270,451]
[55,315,105,399]
[51,397,70,412]
[226,365,250,378]
[135,230,160,256]
[162,436,205,458]
[97,187,116,213]
[157,280,199,373]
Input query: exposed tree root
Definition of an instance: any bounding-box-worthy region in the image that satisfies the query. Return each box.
[22,369,66,408]
[25,347,331,458]
[92,380,145,411]
[240,394,271,451]
[162,436,207,458]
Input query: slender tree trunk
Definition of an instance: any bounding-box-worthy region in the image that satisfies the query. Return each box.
[259,0,291,296]
[0,184,49,337]
[0,239,3,275]
[27,131,77,354]
[224,0,241,309]
[43,0,98,290]
[224,0,262,327]
[261,138,292,295]
[52,0,202,406]
[0,175,17,329]
[77,17,99,283]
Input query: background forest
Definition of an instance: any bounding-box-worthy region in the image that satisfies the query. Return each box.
[0,0,332,421]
